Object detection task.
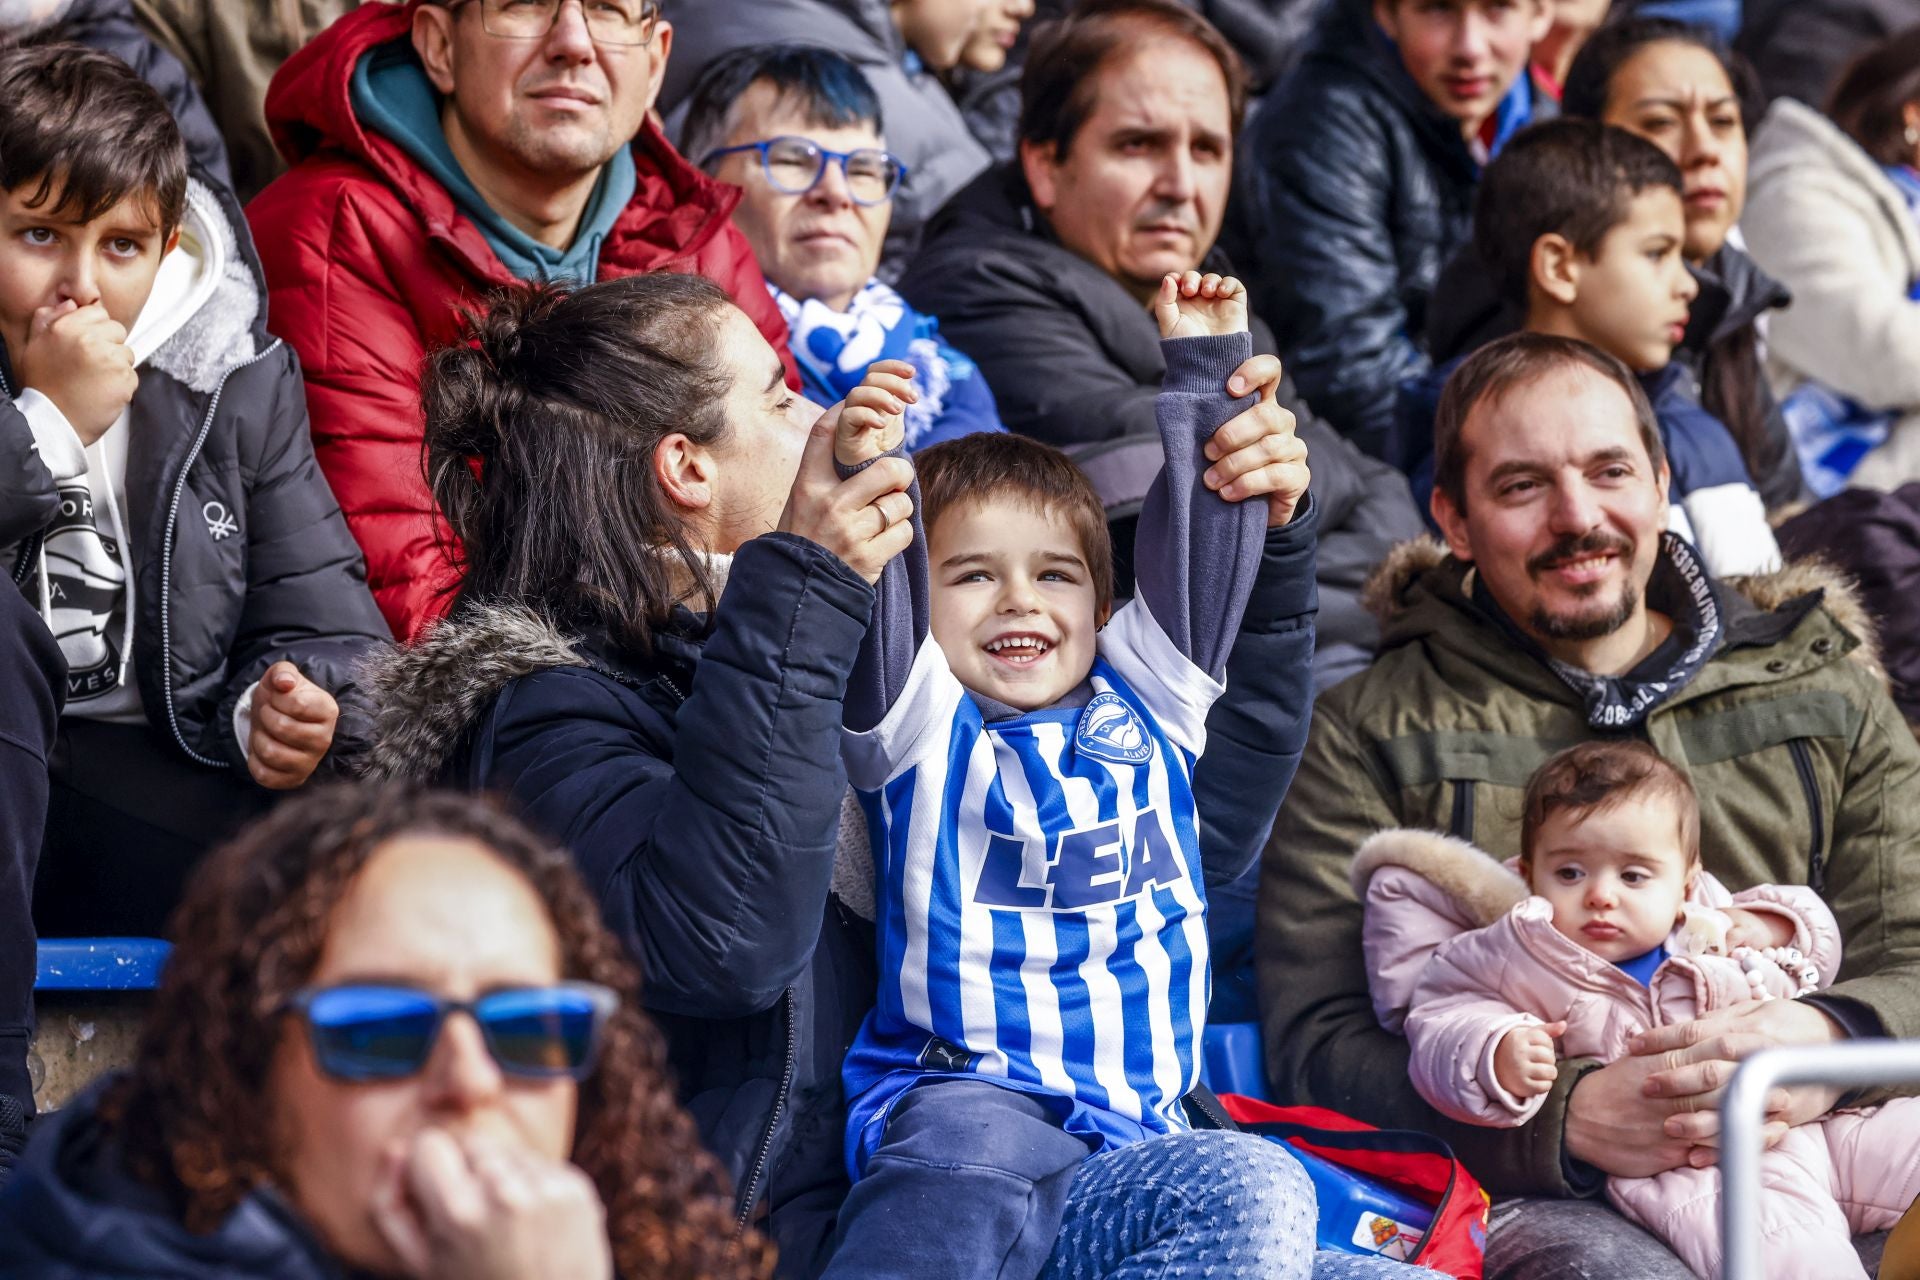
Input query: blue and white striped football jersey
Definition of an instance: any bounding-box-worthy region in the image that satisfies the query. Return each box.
[841,599,1222,1173]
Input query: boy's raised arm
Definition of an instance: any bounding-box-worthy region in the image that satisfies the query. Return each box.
[1133,273,1310,679]
[821,360,925,734]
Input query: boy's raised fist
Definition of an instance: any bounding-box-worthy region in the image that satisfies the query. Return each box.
[1155,271,1248,341]
[17,300,137,446]
[828,359,918,467]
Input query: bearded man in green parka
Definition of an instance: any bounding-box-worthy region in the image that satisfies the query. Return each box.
[1260,333,1920,1278]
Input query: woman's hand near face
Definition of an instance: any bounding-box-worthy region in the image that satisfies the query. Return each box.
[370,1129,613,1280]
[779,363,917,583]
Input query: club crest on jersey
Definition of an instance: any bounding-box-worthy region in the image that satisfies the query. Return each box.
[1075,692,1153,766]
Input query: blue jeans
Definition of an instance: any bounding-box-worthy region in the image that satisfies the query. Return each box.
[823,1078,1430,1280]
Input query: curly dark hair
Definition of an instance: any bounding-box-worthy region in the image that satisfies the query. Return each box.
[99,784,773,1280]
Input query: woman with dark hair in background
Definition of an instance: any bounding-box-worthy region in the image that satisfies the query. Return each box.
[0,784,770,1279]
[1558,16,1808,508]
[1744,23,1920,492]
[359,272,914,1272]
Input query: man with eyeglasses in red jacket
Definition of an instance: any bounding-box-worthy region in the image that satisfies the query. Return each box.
[249,0,797,641]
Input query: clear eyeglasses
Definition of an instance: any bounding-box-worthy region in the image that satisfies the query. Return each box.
[700,136,909,206]
[457,0,660,46]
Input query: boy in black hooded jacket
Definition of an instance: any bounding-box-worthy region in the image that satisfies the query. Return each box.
[0,44,387,1169]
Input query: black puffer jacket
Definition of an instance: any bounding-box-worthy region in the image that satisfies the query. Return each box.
[897,163,1425,691]
[0,176,387,770]
[359,534,878,1277]
[0,1085,355,1279]
[1230,5,1485,459]
[1426,239,1808,509]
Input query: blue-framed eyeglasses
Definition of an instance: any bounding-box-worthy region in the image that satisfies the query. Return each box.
[283,982,619,1082]
[699,136,908,206]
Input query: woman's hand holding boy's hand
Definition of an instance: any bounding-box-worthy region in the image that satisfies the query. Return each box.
[247,660,340,790]
[825,360,916,467]
[1152,272,1309,526]
[1494,1021,1565,1100]
[1202,351,1311,528]
[16,300,137,446]
[780,374,915,584]
[1154,271,1247,340]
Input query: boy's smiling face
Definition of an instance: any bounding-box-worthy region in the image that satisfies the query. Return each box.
[929,494,1103,712]
[0,176,175,359]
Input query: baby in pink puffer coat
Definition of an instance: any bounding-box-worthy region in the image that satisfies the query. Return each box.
[1355,741,1920,1280]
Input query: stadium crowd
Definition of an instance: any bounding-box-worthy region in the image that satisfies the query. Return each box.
[0,0,1917,1275]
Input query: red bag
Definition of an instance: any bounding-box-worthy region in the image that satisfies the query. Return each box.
[1218,1094,1491,1279]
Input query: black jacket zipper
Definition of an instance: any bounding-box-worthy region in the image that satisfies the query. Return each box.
[1787,739,1827,893]
[735,985,798,1234]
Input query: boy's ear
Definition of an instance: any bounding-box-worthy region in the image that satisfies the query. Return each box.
[1531,233,1581,307]
[164,228,181,257]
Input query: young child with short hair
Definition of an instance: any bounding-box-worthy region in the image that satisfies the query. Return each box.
[1356,740,1920,1280]
[1424,117,1782,578]
[0,44,386,1166]
[819,273,1354,1278]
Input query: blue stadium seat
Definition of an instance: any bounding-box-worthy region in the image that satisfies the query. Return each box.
[1200,1021,1269,1100]
[34,938,171,992]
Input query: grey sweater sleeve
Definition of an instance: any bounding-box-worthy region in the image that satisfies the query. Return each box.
[1131,332,1270,680]
[841,447,928,734]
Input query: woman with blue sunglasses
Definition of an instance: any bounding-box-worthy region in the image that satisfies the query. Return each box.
[0,784,772,1280]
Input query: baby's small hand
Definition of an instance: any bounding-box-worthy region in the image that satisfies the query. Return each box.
[1154,271,1248,340]
[826,359,917,467]
[1723,907,1794,952]
[1493,1021,1566,1100]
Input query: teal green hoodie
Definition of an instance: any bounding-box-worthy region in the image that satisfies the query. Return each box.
[349,40,636,283]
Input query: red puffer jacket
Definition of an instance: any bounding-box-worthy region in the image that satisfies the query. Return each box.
[249,1,795,640]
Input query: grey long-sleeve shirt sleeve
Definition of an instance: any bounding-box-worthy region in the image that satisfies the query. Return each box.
[1131,332,1269,679]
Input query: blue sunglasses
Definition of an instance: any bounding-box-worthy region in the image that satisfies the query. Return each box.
[285,982,618,1083]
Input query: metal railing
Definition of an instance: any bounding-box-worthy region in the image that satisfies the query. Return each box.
[1720,1040,1920,1279]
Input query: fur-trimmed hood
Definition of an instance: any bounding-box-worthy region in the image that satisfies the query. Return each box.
[358,604,588,783]
[1360,536,1884,680]
[138,176,262,395]
[359,552,741,781]
[1350,827,1527,929]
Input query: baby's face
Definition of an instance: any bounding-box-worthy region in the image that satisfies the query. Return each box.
[1526,798,1694,963]
[928,495,1101,712]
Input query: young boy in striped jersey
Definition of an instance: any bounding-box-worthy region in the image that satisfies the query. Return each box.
[824,272,1319,1276]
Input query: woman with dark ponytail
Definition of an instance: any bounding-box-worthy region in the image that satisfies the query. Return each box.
[360,273,917,1271]
[1561,16,1809,509]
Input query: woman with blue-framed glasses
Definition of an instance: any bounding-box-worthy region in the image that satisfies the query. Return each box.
[0,785,771,1280]
[684,45,1008,454]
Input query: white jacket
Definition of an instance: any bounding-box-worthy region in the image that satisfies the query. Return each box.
[1744,96,1920,489]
